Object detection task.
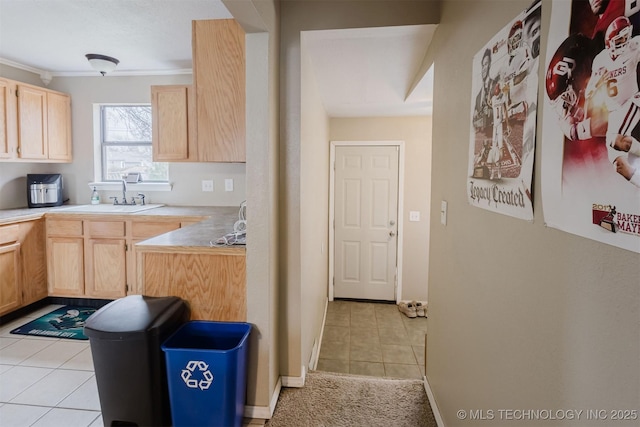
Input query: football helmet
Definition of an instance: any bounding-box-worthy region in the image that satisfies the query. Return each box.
[546,34,595,120]
[605,16,632,60]
[508,21,524,56]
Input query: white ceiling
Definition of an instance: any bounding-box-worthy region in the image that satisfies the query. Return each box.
[0,0,434,117]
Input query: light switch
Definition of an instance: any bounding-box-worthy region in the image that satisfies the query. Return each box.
[441,201,448,225]
[409,211,420,222]
[201,180,214,192]
[224,179,234,192]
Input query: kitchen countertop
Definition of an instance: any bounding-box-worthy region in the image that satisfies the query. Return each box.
[0,205,245,252]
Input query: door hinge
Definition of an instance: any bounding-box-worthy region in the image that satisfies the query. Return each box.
[125,243,128,251]
[125,284,129,292]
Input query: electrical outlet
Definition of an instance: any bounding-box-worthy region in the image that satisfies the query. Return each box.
[409,211,420,222]
[201,180,214,192]
[224,179,234,192]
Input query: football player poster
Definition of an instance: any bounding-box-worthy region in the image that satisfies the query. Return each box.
[467,0,540,221]
[542,0,640,253]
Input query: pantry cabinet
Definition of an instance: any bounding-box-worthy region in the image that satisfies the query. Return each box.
[0,77,72,163]
[151,19,245,163]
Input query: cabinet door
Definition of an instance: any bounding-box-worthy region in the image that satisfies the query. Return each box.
[192,19,245,162]
[48,237,84,296]
[19,220,48,305]
[85,238,126,299]
[0,243,21,315]
[0,78,17,159]
[47,91,72,161]
[17,84,47,159]
[151,85,197,161]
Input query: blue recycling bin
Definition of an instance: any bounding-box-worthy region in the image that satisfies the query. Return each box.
[161,321,252,427]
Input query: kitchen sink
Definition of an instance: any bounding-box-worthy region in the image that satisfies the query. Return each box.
[58,204,164,213]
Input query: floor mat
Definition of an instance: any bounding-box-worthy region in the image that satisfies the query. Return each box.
[10,306,97,340]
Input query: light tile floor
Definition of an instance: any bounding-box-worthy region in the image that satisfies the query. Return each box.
[0,305,102,427]
[316,300,427,379]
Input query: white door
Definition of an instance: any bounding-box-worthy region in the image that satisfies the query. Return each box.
[334,145,399,300]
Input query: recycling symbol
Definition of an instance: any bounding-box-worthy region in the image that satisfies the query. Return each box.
[181,360,214,390]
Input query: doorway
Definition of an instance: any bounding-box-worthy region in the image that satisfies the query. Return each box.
[329,141,405,302]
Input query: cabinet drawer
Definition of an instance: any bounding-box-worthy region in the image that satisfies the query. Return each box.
[47,219,83,237]
[87,221,126,238]
[131,221,180,238]
[0,224,20,245]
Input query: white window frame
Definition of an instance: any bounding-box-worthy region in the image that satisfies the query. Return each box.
[90,103,172,191]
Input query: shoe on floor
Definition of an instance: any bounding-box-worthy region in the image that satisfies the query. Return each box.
[398,302,417,318]
[413,301,426,317]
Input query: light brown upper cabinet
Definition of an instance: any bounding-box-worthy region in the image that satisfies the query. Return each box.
[193,19,246,162]
[0,79,17,159]
[151,19,245,163]
[0,77,72,163]
[151,85,197,161]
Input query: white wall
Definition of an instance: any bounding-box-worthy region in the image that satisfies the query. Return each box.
[426,1,640,425]
[0,67,246,209]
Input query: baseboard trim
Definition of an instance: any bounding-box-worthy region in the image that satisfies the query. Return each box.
[281,365,306,387]
[423,375,445,427]
[244,377,282,419]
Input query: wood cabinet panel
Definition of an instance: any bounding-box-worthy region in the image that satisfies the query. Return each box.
[48,237,84,296]
[47,219,83,236]
[85,238,126,299]
[151,85,196,161]
[0,224,19,245]
[18,220,47,305]
[17,84,47,159]
[0,243,21,315]
[143,252,246,321]
[46,91,72,161]
[0,79,17,159]
[86,221,125,238]
[131,221,180,238]
[193,19,245,163]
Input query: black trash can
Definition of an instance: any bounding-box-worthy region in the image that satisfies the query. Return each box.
[84,295,189,427]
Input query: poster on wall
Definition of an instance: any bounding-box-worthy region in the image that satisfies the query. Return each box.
[542,0,640,253]
[467,0,540,221]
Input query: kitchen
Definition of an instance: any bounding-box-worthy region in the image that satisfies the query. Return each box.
[0,0,280,420]
[0,0,440,423]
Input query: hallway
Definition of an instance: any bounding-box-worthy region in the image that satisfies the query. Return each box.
[317,300,427,379]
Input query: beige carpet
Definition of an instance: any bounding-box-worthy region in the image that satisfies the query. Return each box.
[265,370,437,427]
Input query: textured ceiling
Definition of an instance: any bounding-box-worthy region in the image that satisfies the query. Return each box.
[0,0,433,116]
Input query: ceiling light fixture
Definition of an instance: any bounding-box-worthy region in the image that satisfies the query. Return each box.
[85,53,119,76]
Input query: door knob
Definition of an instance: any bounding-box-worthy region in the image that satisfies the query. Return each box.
[389,230,396,237]
[390,220,396,225]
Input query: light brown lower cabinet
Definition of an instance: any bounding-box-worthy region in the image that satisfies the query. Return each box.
[46,216,183,299]
[140,249,246,321]
[47,237,84,296]
[0,219,47,316]
[0,242,21,314]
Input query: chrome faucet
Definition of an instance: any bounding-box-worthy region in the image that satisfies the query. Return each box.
[121,180,128,204]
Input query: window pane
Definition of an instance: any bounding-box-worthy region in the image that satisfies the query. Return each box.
[103,145,168,182]
[103,106,152,142]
